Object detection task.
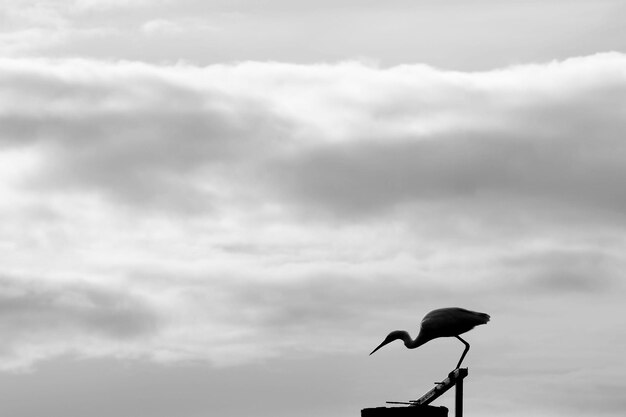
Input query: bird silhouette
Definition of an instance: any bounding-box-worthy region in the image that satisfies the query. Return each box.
[369,307,490,369]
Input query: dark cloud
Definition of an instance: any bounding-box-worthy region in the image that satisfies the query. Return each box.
[268,110,626,220]
[0,59,290,213]
[0,274,160,365]
[497,248,622,294]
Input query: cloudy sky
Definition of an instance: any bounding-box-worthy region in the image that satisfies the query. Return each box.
[1,1,626,416]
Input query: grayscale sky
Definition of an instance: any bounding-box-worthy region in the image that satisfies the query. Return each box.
[1,1,626,417]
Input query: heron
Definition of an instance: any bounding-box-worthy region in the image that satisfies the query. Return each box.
[369,307,490,369]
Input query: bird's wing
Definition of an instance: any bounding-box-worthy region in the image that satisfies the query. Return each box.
[419,307,490,337]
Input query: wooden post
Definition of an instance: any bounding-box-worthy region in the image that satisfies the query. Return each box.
[454,373,463,417]
[412,368,468,407]
[367,368,468,417]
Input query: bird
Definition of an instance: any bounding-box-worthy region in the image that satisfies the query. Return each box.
[369,307,490,369]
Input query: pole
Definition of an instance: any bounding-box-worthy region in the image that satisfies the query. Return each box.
[455,374,463,417]
[412,368,468,406]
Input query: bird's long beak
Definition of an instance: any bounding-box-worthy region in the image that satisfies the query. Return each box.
[369,339,391,355]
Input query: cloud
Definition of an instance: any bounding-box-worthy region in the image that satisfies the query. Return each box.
[2,53,626,220]
[0,58,288,213]
[3,0,625,71]
[263,54,626,220]
[140,18,219,37]
[1,53,626,375]
[0,274,160,370]
[140,19,183,35]
[0,29,67,55]
[72,0,151,12]
[496,247,623,294]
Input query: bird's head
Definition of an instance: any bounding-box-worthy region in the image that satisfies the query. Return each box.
[369,330,409,355]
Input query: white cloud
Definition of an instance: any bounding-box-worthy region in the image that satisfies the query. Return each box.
[0,29,66,55]
[72,0,153,12]
[3,0,625,68]
[140,18,219,36]
[140,19,183,35]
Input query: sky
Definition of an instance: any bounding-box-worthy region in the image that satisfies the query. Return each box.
[1,1,626,416]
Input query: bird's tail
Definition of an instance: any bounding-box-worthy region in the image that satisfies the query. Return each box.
[476,312,490,324]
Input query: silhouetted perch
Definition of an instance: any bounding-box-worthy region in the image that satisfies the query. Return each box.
[361,405,448,417]
[412,368,468,406]
[362,369,468,417]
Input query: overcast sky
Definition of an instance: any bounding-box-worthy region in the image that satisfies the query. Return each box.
[1,1,626,417]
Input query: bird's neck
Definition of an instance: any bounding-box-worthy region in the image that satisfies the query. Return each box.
[402,331,429,349]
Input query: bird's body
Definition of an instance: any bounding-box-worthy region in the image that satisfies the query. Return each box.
[370,307,490,368]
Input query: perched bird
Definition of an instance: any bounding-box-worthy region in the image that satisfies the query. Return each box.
[369,307,490,369]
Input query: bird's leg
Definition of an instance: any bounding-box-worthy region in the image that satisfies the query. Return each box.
[455,336,470,369]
